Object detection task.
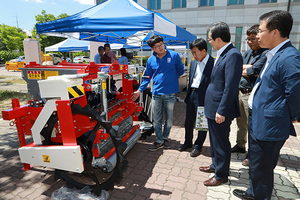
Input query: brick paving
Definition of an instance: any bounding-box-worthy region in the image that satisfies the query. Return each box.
[0,86,300,199]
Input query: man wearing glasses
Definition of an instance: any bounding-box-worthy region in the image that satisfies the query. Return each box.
[231,25,269,165]
[131,35,184,151]
[233,10,300,200]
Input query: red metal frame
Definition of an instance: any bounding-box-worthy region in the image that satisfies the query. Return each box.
[2,61,143,171]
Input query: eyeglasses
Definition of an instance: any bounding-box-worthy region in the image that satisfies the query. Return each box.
[207,38,213,42]
[258,29,269,33]
[245,38,257,42]
[153,43,164,50]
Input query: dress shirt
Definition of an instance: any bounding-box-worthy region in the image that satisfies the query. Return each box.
[248,39,290,109]
[214,42,232,66]
[191,54,209,88]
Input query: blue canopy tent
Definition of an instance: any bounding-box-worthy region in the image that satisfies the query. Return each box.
[44,38,91,52]
[35,0,196,47]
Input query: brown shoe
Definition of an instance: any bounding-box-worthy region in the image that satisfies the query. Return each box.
[199,166,215,173]
[242,159,249,166]
[203,176,227,186]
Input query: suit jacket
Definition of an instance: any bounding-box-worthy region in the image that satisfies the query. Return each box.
[185,55,214,106]
[252,41,300,141]
[239,48,268,89]
[204,43,243,120]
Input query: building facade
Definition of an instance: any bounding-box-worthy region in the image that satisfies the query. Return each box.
[95,0,300,55]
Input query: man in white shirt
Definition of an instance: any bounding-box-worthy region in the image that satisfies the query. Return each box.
[178,38,214,157]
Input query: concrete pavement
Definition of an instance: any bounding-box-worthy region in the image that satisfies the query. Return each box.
[0,87,300,199]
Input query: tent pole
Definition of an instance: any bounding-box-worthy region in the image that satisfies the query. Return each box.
[140,41,143,66]
[37,34,42,64]
[186,41,190,89]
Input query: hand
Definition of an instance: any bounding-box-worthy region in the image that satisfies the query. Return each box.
[131,90,141,101]
[242,68,248,77]
[243,64,252,70]
[215,113,225,124]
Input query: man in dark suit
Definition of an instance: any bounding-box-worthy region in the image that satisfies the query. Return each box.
[178,38,214,157]
[199,22,243,186]
[233,10,300,200]
[231,25,269,161]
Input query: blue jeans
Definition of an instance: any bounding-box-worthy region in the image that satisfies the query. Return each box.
[152,93,176,143]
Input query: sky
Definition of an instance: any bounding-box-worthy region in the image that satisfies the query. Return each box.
[0,0,94,32]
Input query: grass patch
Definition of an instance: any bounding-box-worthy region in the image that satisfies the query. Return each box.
[0,90,32,118]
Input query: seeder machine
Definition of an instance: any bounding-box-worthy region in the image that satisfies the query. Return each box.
[2,60,146,195]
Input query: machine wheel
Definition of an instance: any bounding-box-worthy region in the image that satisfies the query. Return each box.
[41,104,127,195]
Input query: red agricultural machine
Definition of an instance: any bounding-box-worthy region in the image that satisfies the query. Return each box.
[2,60,149,195]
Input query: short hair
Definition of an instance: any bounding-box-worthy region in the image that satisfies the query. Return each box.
[246,24,259,36]
[98,46,104,52]
[208,21,231,42]
[104,43,111,50]
[259,10,293,38]
[190,38,207,51]
[120,48,127,57]
[147,35,164,48]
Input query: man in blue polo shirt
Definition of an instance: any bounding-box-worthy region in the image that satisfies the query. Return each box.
[131,35,184,151]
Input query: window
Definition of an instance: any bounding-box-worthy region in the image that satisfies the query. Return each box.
[260,0,277,3]
[96,0,107,4]
[206,30,213,55]
[199,0,214,6]
[133,0,137,2]
[228,0,244,5]
[173,0,186,8]
[235,27,243,51]
[149,0,161,9]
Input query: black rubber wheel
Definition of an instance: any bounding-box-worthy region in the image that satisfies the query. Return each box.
[40,104,127,195]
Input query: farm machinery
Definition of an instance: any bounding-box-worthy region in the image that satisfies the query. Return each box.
[2,60,149,195]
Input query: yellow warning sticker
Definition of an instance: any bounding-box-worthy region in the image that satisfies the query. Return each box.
[27,71,42,79]
[43,71,59,79]
[42,155,50,163]
[102,81,107,90]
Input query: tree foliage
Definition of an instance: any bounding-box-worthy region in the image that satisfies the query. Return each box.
[33,10,69,51]
[0,50,22,62]
[0,24,27,51]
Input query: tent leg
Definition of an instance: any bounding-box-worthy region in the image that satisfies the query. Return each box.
[37,34,42,64]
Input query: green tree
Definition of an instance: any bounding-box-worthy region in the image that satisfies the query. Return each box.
[32,10,69,51]
[0,24,27,51]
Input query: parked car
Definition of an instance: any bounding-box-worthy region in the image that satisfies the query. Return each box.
[74,56,90,63]
[64,57,72,63]
[9,56,25,63]
[16,56,25,62]
[48,53,63,65]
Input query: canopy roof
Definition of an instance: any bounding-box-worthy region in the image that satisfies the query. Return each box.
[36,0,196,47]
[44,38,90,52]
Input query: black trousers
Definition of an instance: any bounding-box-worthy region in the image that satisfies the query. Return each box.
[184,90,207,150]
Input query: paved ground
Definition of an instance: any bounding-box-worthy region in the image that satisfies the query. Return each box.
[0,68,300,199]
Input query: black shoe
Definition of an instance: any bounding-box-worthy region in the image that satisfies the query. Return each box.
[231,144,246,153]
[163,140,171,149]
[190,149,201,157]
[148,142,164,151]
[233,189,254,200]
[178,144,192,152]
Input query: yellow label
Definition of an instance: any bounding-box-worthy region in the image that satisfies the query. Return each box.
[43,71,59,79]
[120,65,123,70]
[102,81,107,90]
[27,71,42,79]
[42,155,50,163]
